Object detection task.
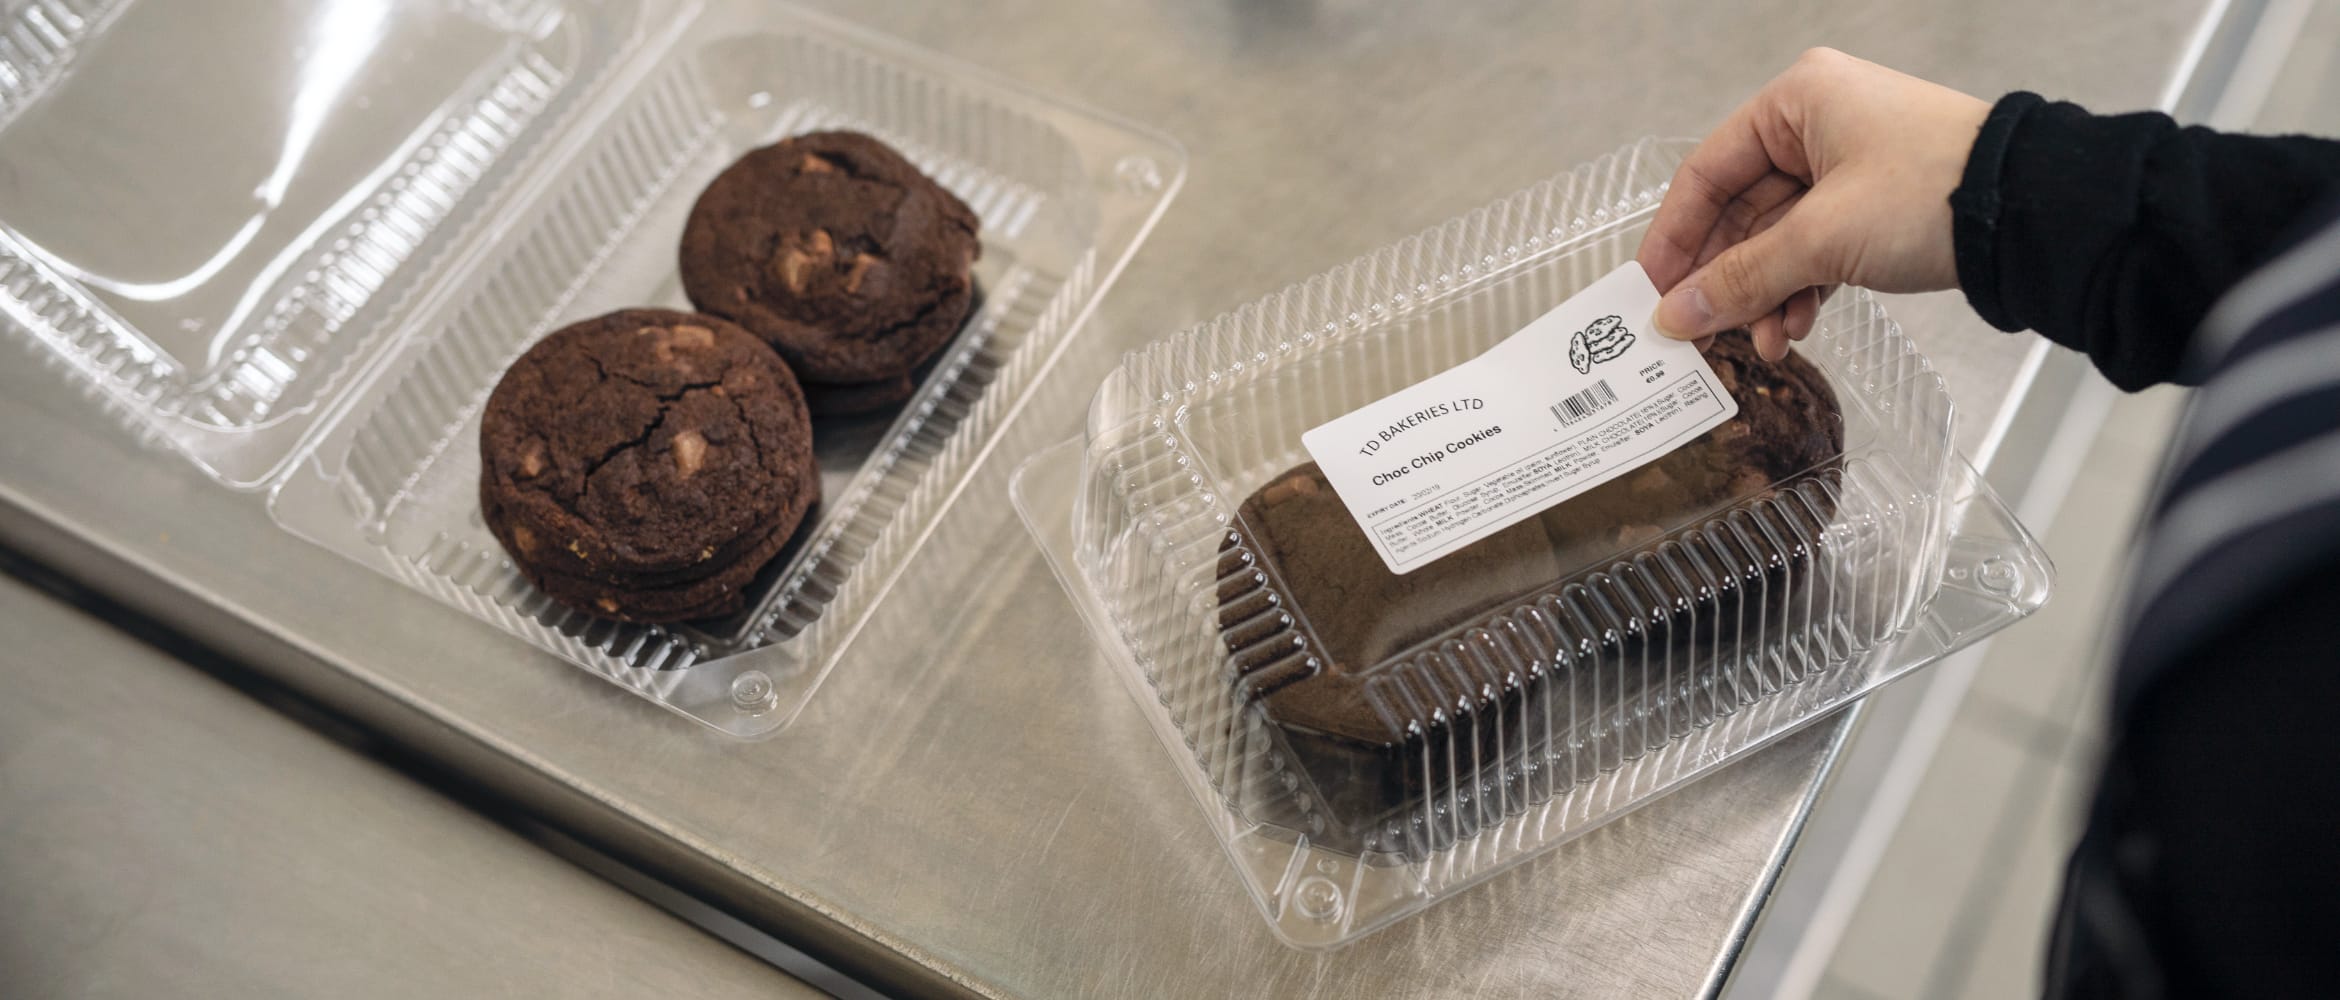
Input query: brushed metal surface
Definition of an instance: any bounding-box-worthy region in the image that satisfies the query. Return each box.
[0,1,2217,996]
[0,572,818,1000]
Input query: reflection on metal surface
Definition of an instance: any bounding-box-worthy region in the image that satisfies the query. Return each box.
[0,0,2232,996]
[0,567,821,999]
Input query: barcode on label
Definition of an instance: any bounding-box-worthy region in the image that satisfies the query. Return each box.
[1551,380,1619,425]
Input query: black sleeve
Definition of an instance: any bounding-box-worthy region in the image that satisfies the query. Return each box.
[2049,571,2340,999]
[1949,92,2340,390]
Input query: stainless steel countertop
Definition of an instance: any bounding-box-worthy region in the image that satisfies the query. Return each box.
[0,1,2221,996]
[0,571,820,1000]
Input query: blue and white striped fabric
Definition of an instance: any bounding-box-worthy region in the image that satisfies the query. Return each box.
[2117,200,2340,715]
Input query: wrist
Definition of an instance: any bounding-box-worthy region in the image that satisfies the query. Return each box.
[1950,91,2047,331]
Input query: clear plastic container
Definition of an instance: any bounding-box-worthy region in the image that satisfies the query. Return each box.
[0,0,1183,735]
[1012,137,2052,948]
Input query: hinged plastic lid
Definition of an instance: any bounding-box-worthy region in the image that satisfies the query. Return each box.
[1,0,1186,736]
[0,0,660,486]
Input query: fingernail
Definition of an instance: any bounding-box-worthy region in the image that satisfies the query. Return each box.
[1655,285,1713,339]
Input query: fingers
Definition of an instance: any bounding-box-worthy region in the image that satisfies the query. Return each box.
[1654,213,1826,340]
[1680,182,1814,362]
[1749,311,1790,362]
[1640,152,1766,292]
[1637,69,1816,290]
[1783,286,1821,343]
[1694,172,1804,272]
[1732,288,1821,365]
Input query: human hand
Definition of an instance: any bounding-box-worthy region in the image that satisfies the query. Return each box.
[1636,48,1989,360]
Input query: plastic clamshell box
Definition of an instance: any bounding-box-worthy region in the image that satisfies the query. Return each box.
[0,0,1183,736]
[1012,137,2053,948]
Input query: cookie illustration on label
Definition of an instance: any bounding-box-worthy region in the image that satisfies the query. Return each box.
[1568,314,1634,374]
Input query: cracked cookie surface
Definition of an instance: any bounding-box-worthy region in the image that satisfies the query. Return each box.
[678,130,981,386]
[479,308,817,622]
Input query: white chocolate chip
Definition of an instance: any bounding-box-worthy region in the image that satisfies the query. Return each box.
[843,253,882,294]
[770,232,835,293]
[776,252,811,292]
[672,430,708,479]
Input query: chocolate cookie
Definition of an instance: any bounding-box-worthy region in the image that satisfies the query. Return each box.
[512,459,821,623]
[480,309,818,623]
[1221,334,1843,850]
[679,130,981,387]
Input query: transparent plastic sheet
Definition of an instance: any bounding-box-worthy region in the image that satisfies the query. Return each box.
[0,0,1183,736]
[1,0,642,487]
[1012,138,2052,947]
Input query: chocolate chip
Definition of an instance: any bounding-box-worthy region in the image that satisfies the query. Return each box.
[672,429,708,479]
[842,252,883,294]
[773,229,835,293]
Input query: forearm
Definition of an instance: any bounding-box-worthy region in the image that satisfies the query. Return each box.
[1951,93,2340,389]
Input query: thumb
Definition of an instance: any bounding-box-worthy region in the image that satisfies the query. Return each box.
[1653,216,1828,340]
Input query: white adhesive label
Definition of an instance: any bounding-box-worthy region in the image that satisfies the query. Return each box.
[1299,262,1738,574]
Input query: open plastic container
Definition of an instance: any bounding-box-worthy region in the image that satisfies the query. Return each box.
[1012,137,2053,948]
[0,0,1183,736]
